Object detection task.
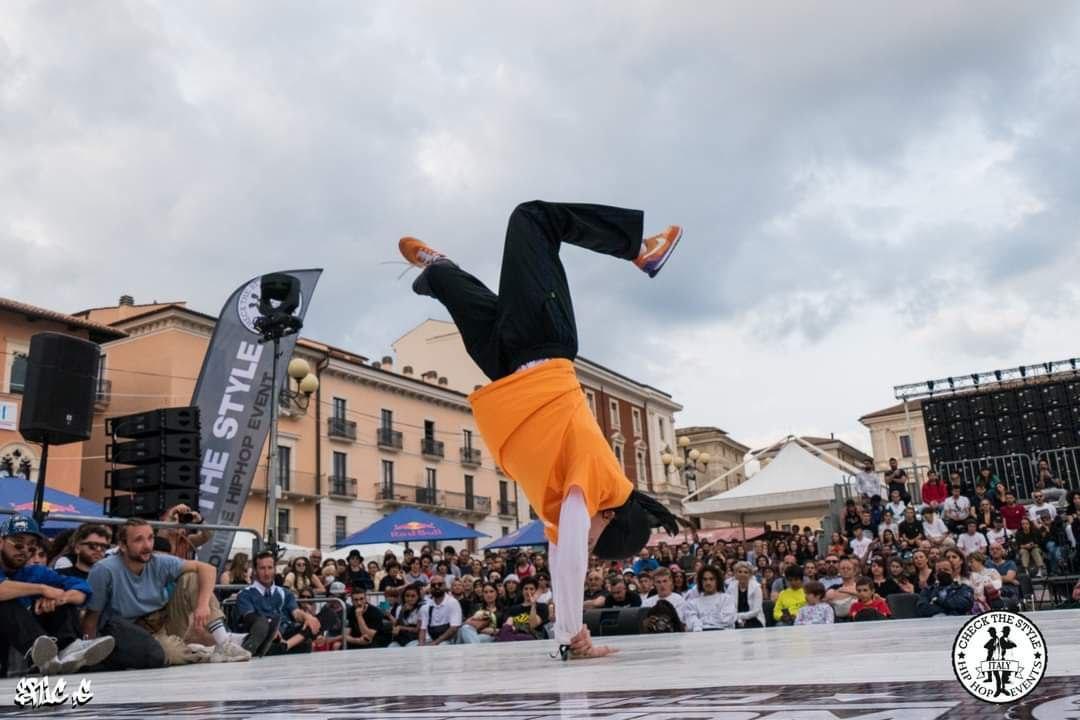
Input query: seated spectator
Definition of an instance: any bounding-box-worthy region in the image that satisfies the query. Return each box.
[850,529,874,563]
[459,582,500,644]
[1028,490,1059,527]
[633,548,660,575]
[343,551,374,591]
[1039,514,1070,576]
[921,470,948,509]
[921,507,954,548]
[403,557,428,587]
[768,555,798,601]
[1015,518,1047,577]
[825,559,859,619]
[312,582,348,649]
[885,490,907,524]
[985,515,1012,548]
[236,550,320,657]
[635,571,655,598]
[419,575,461,645]
[956,519,988,556]
[344,588,390,649]
[998,492,1026,531]
[818,555,843,591]
[916,560,974,616]
[641,567,685,616]
[887,558,916,594]
[388,584,423,647]
[503,575,522,606]
[897,507,924,548]
[496,576,549,642]
[158,503,213,560]
[943,486,973,535]
[1035,459,1067,503]
[683,565,735,631]
[773,565,806,626]
[841,501,862,539]
[607,577,642,608]
[284,556,324,593]
[965,551,1004,611]
[0,515,116,674]
[55,524,111,580]
[671,565,690,595]
[973,499,999,534]
[795,581,834,625]
[84,518,251,667]
[726,561,765,628]
[535,571,553,604]
[868,556,901,597]
[220,552,251,587]
[850,576,891,619]
[583,570,610,609]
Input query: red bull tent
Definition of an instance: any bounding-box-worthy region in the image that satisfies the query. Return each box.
[333,507,488,547]
[0,476,106,535]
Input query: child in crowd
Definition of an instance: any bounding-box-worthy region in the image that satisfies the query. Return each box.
[850,576,892,619]
[794,581,834,625]
[772,565,806,625]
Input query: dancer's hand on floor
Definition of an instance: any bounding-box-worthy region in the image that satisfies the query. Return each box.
[568,626,618,659]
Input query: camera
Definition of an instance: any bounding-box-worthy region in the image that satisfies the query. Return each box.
[178,512,195,525]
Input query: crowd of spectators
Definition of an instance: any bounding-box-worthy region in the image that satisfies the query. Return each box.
[2,467,1080,676]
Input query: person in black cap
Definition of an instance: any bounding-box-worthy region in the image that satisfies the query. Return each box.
[397,202,682,659]
[0,514,115,674]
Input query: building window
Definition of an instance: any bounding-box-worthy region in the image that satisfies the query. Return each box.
[7,349,28,394]
[899,435,913,459]
[614,442,623,466]
[585,391,597,418]
[501,526,509,537]
[463,428,473,450]
[424,420,435,440]
[658,416,666,441]
[632,408,642,437]
[277,445,291,491]
[333,397,346,420]
[426,467,437,490]
[464,475,475,510]
[334,516,347,544]
[380,408,393,429]
[332,451,347,479]
[635,449,646,486]
[381,460,394,491]
[609,399,620,428]
[277,509,291,541]
[529,506,538,520]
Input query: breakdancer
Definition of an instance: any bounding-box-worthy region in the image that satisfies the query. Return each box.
[399,201,681,660]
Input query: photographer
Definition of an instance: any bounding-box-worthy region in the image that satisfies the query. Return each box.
[159,504,213,561]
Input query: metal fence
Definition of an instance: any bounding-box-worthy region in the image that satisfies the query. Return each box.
[934,448,1080,501]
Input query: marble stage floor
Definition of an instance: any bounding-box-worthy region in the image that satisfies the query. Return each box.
[1,609,1077,719]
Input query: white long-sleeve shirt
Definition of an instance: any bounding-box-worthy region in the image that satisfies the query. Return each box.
[683,591,736,631]
[549,487,591,646]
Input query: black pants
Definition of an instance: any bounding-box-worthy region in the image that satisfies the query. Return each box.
[89,617,166,671]
[423,201,643,381]
[0,600,80,655]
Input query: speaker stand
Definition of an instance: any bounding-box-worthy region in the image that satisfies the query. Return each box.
[31,440,50,527]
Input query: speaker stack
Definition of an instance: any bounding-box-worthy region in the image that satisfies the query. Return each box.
[105,407,201,518]
[924,376,1080,489]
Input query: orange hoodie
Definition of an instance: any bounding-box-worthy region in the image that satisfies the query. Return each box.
[469,359,633,544]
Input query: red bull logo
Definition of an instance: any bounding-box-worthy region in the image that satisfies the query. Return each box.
[11,501,78,513]
[390,520,442,538]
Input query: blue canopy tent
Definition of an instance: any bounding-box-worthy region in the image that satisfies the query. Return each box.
[334,507,488,547]
[483,519,547,550]
[0,476,107,535]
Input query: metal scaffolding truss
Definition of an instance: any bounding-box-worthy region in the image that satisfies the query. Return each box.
[894,357,1080,401]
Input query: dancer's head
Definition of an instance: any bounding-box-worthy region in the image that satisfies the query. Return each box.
[591,490,679,560]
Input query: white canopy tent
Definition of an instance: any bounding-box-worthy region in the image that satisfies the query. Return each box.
[682,437,858,525]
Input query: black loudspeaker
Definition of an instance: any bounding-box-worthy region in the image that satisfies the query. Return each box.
[1016,387,1042,411]
[1021,411,1047,433]
[1040,383,1067,408]
[971,417,997,440]
[944,397,971,420]
[1044,407,1070,430]
[18,333,100,445]
[999,436,1026,456]
[1024,433,1049,454]
[1066,381,1080,406]
[1070,405,1080,428]
[105,488,197,518]
[583,607,647,636]
[922,401,946,425]
[993,391,1019,417]
[996,415,1020,438]
[930,444,952,464]
[970,395,995,418]
[926,424,949,446]
[948,421,972,443]
[1048,429,1075,450]
[107,435,199,465]
[974,438,1000,458]
[106,407,199,439]
[950,442,974,460]
[106,462,199,492]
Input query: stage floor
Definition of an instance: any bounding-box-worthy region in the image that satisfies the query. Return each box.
[1,609,1077,718]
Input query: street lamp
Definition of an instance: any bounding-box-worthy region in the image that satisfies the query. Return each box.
[663,436,710,496]
[282,358,319,411]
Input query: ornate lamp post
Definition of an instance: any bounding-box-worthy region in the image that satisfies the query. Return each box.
[661,436,711,530]
[283,358,320,411]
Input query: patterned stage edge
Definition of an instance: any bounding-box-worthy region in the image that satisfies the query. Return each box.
[2,676,1077,719]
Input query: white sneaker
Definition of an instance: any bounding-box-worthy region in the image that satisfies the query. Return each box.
[57,637,115,674]
[210,641,251,663]
[27,635,60,675]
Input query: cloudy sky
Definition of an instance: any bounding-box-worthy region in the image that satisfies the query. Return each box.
[3,2,1079,452]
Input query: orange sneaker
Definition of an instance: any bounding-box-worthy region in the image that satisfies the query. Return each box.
[398,236,447,268]
[633,225,682,278]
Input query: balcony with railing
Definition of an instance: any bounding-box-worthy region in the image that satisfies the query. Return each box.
[373,481,490,517]
[94,378,112,409]
[326,475,358,499]
[376,427,403,451]
[421,437,445,460]
[327,416,357,442]
[460,446,482,467]
[276,527,300,544]
[497,499,518,518]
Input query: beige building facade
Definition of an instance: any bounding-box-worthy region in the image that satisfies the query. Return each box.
[858,400,930,473]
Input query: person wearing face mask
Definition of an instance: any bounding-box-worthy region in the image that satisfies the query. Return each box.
[916,560,974,617]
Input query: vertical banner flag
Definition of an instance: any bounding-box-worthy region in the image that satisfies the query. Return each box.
[193,269,322,571]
